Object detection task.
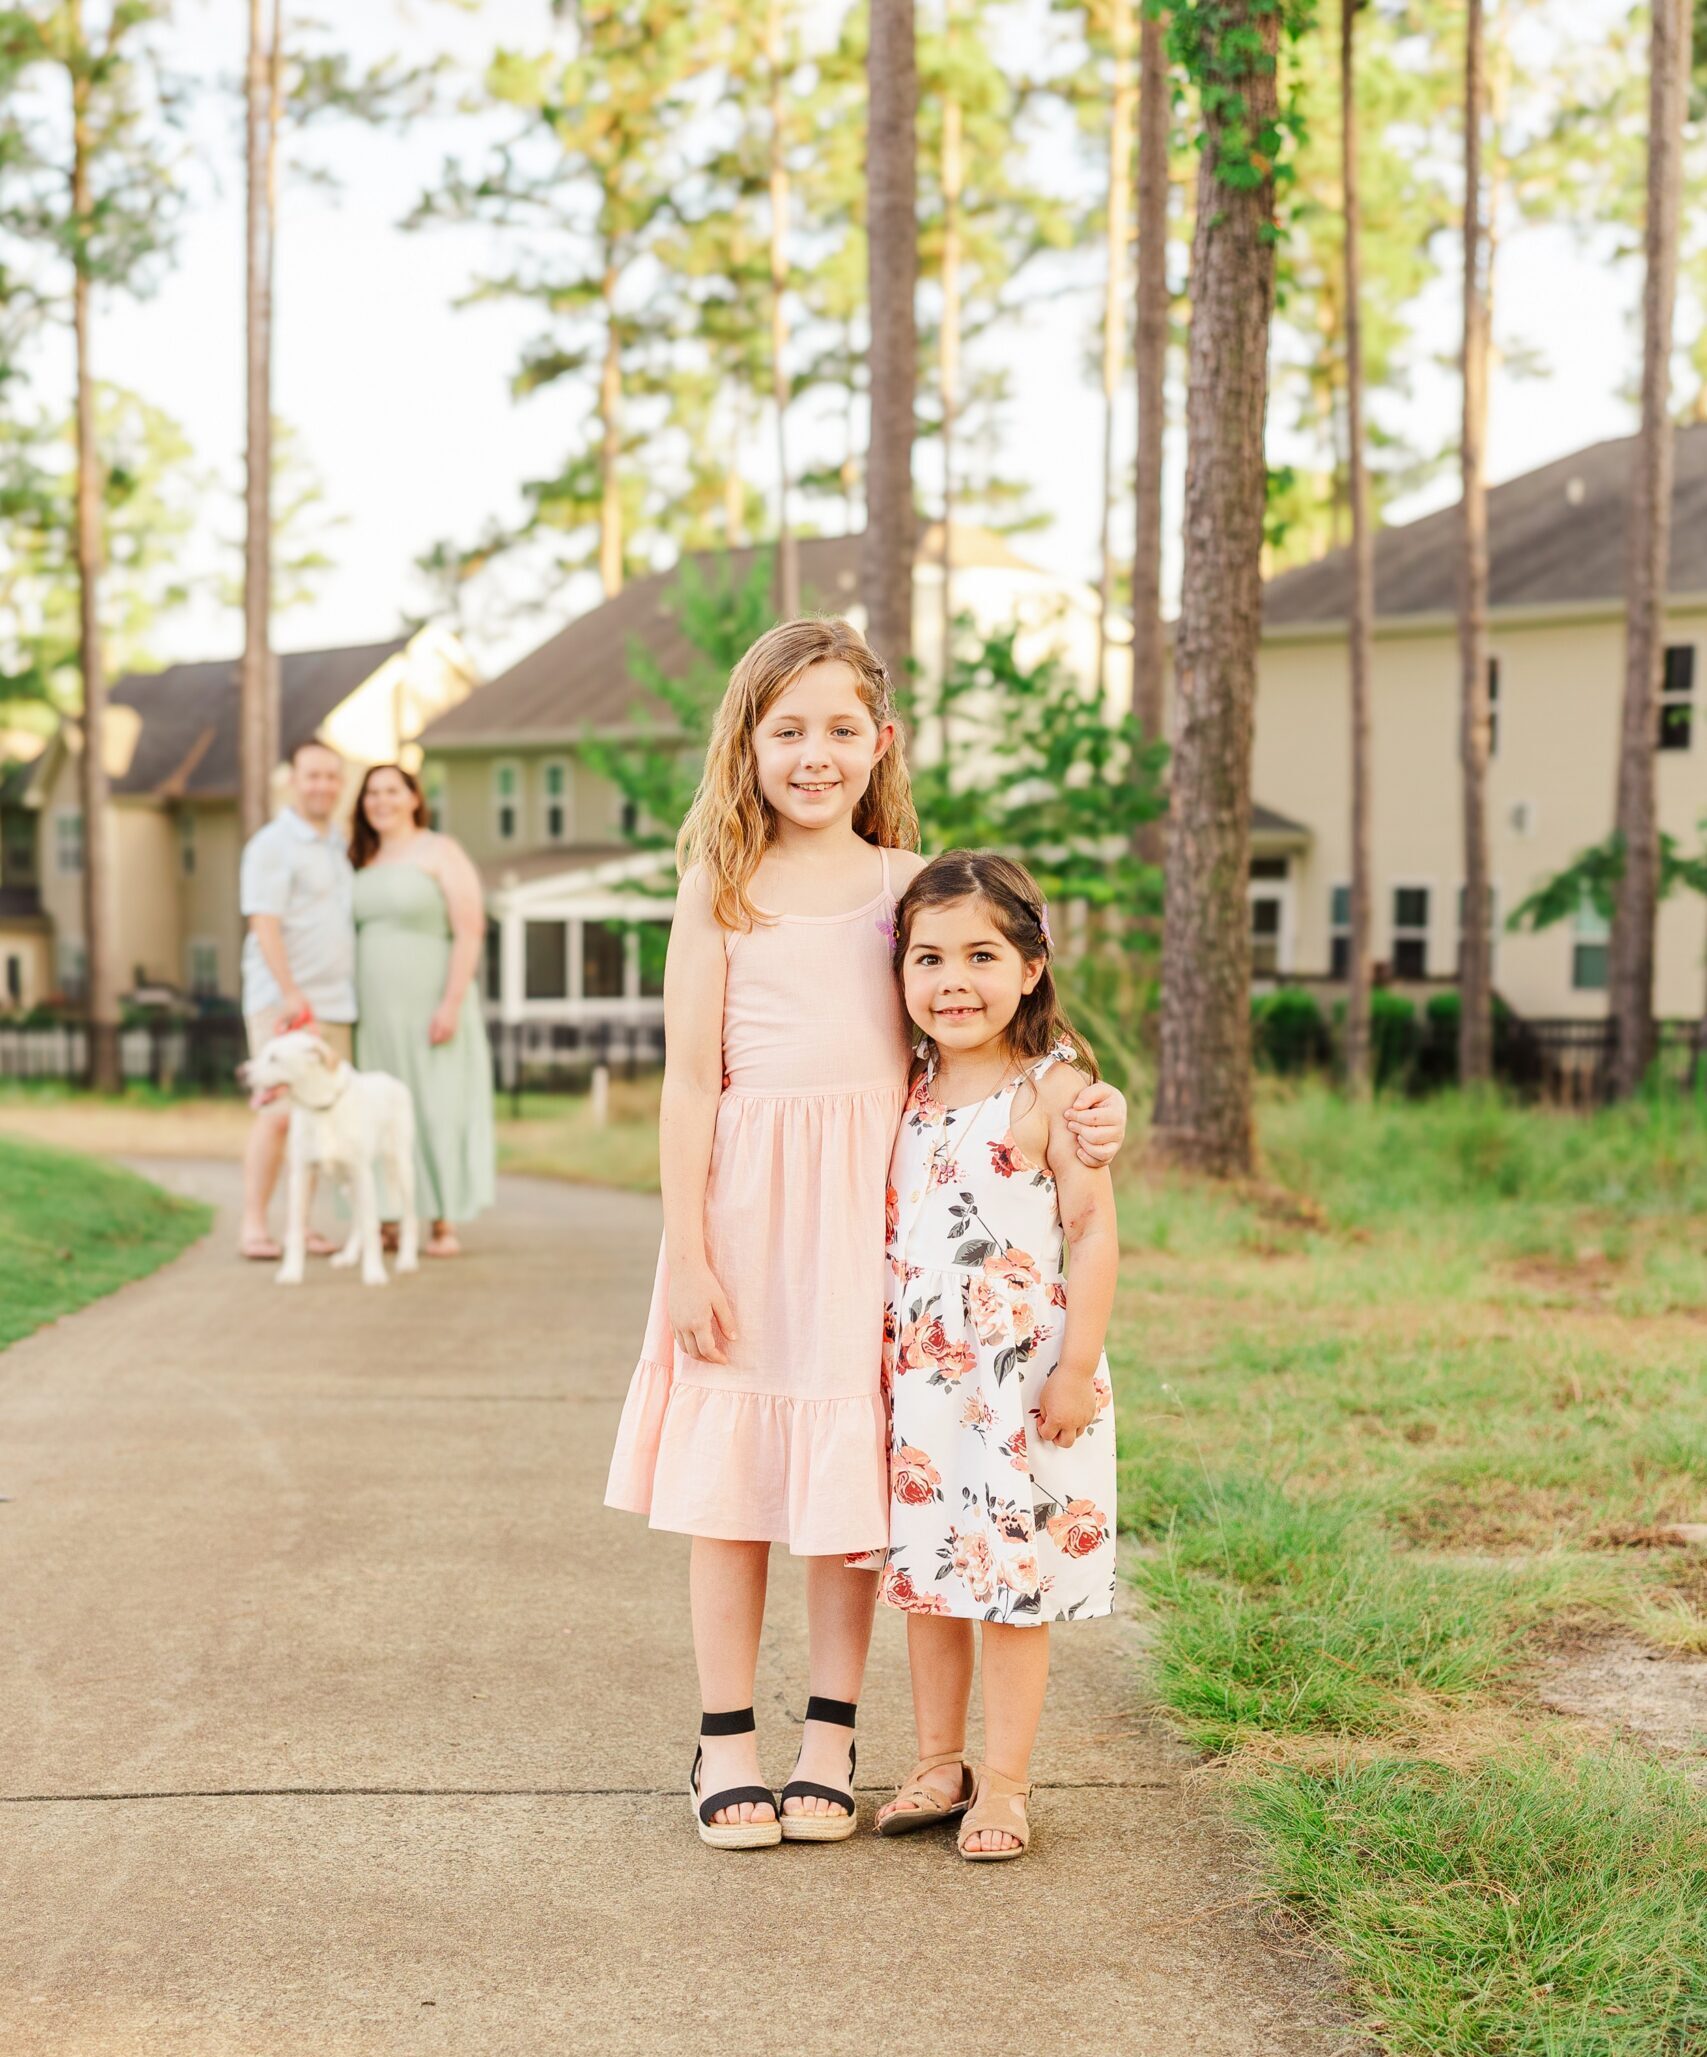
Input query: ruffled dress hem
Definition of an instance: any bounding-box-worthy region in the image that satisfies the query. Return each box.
[604,1356,889,1557]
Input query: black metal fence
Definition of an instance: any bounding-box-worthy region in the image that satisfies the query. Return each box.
[0,1012,669,1103]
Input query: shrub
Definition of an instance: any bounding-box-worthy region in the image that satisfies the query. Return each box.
[1252,985,1328,1075]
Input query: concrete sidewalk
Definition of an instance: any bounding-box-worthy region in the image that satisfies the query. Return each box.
[0,1161,1360,2057]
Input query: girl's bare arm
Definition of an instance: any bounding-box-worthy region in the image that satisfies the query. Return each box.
[659,870,736,1363]
[1034,1070,1119,1446]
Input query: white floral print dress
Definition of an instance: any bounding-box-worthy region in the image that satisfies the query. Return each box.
[870,1042,1116,1625]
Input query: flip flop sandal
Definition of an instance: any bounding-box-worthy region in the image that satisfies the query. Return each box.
[779,1695,859,1843]
[877,1748,974,1838]
[238,1238,282,1262]
[689,1707,781,1850]
[957,1764,1033,1862]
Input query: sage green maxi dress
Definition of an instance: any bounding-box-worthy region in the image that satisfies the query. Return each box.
[352,858,495,1226]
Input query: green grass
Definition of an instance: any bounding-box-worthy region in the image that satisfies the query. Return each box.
[1240,1753,1707,2056]
[0,1135,210,1348]
[1112,1083,1707,2052]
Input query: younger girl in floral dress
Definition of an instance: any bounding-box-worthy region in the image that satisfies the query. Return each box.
[604,623,1127,1851]
[865,850,1118,1861]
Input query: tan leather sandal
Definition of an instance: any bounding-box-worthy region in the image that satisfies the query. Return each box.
[876,1748,974,1838]
[957,1764,1032,1861]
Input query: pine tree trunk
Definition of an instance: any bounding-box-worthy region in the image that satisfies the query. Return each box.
[1096,0,1135,705]
[768,0,799,618]
[70,14,118,1094]
[1150,0,1281,1179]
[240,0,278,841]
[938,85,962,710]
[1342,0,1375,1099]
[599,260,623,599]
[1458,0,1494,1088]
[863,0,917,680]
[1130,6,1168,874]
[1610,0,1689,1099]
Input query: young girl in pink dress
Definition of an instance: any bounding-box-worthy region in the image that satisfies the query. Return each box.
[604,616,1126,1849]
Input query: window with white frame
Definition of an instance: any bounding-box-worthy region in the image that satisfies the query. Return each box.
[524,919,568,1000]
[1392,886,1430,979]
[1329,884,1351,978]
[494,761,520,843]
[1660,645,1694,752]
[57,938,87,998]
[178,810,196,877]
[4,951,22,1005]
[542,760,569,844]
[187,938,220,996]
[423,761,447,832]
[55,808,83,876]
[1572,894,1610,991]
[1487,656,1501,757]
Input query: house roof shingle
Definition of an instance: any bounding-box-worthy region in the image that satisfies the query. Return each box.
[1263,423,1707,630]
[421,526,1043,747]
[107,638,409,799]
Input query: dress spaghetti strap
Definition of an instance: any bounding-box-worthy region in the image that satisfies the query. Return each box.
[878,843,893,898]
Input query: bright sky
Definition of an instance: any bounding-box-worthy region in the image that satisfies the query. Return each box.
[72,0,1647,677]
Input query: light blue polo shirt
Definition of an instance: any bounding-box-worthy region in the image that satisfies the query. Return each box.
[238,808,357,1023]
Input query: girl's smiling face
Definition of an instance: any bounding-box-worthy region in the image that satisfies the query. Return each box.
[754,659,894,833]
[902,895,1044,1056]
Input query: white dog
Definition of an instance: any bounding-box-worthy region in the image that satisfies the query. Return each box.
[242,1030,419,1288]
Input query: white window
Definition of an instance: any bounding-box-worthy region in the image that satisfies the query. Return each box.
[1572,894,1610,991]
[1487,656,1501,757]
[1247,857,1291,978]
[187,939,220,997]
[55,808,83,876]
[423,761,447,833]
[1329,884,1351,978]
[493,761,520,844]
[178,810,196,878]
[1660,645,1694,752]
[1392,886,1430,979]
[3,951,22,1006]
[56,938,87,998]
[542,760,570,844]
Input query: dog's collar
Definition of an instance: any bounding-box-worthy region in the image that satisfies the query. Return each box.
[295,1064,353,1114]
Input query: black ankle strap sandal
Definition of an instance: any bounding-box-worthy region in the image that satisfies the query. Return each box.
[779,1695,859,1842]
[690,1707,780,1850]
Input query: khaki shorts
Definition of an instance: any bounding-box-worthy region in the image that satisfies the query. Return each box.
[246,1012,354,1063]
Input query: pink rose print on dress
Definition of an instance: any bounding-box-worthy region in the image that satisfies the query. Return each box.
[893,1445,943,1506]
[988,1139,1023,1178]
[882,1563,951,1614]
[948,1525,997,1605]
[985,1245,1041,1293]
[966,1274,1009,1344]
[1045,1499,1109,1559]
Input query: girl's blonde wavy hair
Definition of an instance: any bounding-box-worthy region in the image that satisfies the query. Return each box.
[677,615,920,931]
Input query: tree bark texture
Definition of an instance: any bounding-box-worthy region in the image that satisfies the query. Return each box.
[863,0,918,682]
[70,8,119,1093]
[1096,0,1136,705]
[1609,0,1689,1099]
[1341,0,1375,1098]
[937,84,962,702]
[1130,5,1168,874]
[1151,0,1281,1179]
[1457,0,1494,1087]
[240,0,279,841]
[768,0,799,618]
[599,262,624,598]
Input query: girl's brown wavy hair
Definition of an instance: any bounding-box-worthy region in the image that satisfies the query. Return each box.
[894,849,1099,1081]
[677,615,920,931]
[349,762,428,871]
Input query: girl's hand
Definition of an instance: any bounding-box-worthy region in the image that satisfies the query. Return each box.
[428,999,459,1046]
[669,1262,738,1366]
[1064,1080,1127,1168]
[1035,1369,1098,1448]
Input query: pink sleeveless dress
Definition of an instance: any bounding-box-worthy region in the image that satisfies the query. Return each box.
[604,846,908,1555]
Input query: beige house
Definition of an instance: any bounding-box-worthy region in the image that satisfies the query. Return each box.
[3,624,478,1009]
[419,526,1118,1038]
[1249,427,1707,1021]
